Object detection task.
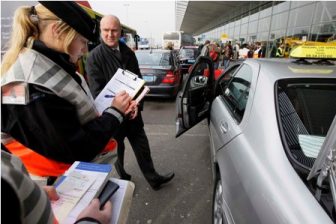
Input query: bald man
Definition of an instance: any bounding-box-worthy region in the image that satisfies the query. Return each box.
[86,15,174,190]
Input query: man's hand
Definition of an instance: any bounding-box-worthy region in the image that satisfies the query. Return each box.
[112,91,132,114]
[125,101,138,120]
[77,199,112,224]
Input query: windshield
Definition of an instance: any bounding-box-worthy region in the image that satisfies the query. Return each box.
[139,38,149,45]
[179,48,197,59]
[277,79,336,169]
[136,52,171,66]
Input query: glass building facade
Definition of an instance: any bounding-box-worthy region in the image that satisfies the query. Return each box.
[196,1,336,46]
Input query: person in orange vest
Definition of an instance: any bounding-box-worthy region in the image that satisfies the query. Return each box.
[2,150,113,224]
[1,2,137,181]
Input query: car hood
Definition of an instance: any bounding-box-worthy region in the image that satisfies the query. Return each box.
[308,115,336,180]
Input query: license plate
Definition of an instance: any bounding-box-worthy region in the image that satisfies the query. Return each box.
[143,75,155,82]
[188,59,195,63]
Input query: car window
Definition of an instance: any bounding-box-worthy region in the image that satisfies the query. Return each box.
[277,79,336,168]
[136,52,171,66]
[222,64,252,123]
[216,64,241,94]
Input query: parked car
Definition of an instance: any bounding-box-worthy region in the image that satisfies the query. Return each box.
[178,46,198,74]
[135,49,181,98]
[176,44,336,223]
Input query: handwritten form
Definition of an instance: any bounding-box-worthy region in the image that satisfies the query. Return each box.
[51,171,96,223]
[94,68,145,114]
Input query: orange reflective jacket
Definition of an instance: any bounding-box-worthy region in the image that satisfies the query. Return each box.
[5,139,117,177]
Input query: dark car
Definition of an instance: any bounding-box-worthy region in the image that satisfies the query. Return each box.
[135,49,181,98]
[178,46,198,74]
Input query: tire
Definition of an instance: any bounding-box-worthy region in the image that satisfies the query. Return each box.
[212,176,227,224]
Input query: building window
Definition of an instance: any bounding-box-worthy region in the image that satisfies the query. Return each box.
[271,12,289,30]
[258,17,271,32]
[311,23,336,41]
[290,1,314,9]
[313,2,336,24]
[273,1,290,14]
[249,11,259,22]
[287,26,310,41]
[240,23,248,35]
[259,6,272,18]
[288,4,315,28]
[257,32,269,41]
[248,20,258,34]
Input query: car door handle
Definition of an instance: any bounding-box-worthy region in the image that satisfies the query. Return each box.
[220,121,228,133]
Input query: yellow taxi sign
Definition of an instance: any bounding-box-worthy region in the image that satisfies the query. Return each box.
[290,42,336,59]
[221,33,229,40]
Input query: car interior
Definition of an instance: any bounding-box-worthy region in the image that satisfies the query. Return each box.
[276,79,336,221]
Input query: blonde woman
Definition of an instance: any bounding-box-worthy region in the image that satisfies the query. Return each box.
[1,2,136,180]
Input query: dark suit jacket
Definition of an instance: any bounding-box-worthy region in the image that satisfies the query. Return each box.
[86,41,144,128]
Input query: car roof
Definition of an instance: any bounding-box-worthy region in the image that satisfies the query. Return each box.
[136,49,171,53]
[180,46,198,49]
[247,58,336,80]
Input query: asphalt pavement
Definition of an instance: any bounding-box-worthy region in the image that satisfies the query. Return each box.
[113,98,214,224]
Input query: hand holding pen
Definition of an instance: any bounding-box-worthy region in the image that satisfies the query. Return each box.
[111,91,132,115]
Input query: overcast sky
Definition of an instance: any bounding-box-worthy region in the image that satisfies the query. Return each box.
[89,1,176,45]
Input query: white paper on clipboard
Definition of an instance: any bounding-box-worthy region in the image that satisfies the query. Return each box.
[94,68,148,114]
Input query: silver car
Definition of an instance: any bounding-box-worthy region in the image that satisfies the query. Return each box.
[176,56,336,223]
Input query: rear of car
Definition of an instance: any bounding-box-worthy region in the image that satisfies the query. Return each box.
[175,43,336,223]
[136,50,181,98]
[178,46,198,74]
[212,59,336,223]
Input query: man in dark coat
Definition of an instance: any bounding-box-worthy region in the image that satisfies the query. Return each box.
[86,15,174,190]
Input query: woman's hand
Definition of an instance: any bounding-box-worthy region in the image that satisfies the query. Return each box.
[76,198,112,224]
[112,91,132,115]
[43,186,59,201]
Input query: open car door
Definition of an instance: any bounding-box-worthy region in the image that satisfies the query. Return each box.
[176,56,215,137]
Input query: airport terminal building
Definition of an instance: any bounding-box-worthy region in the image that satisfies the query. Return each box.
[176,1,335,46]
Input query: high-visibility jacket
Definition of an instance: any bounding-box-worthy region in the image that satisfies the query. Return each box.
[1,48,117,177]
[1,151,57,224]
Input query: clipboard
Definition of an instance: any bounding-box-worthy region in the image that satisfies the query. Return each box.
[94,68,149,114]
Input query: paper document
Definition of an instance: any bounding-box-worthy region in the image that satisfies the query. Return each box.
[299,134,325,158]
[94,68,149,114]
[59,177,134,224]
[109,178,135,224]
[51,171,96,222]
[52,162,112,224]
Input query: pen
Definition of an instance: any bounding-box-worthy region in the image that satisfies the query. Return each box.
[104,94,115,98]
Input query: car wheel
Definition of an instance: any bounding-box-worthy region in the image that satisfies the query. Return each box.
[212,177,227,224]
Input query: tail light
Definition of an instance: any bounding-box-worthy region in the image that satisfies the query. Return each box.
[162,71,176,84]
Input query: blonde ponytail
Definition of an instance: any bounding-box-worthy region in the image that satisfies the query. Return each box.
[1,6,39,75]
[1,4,80,76]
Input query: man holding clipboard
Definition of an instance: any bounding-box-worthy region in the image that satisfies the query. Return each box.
[86,15,174,190]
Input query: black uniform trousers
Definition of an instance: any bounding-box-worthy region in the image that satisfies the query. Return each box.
[115,112,157,182]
